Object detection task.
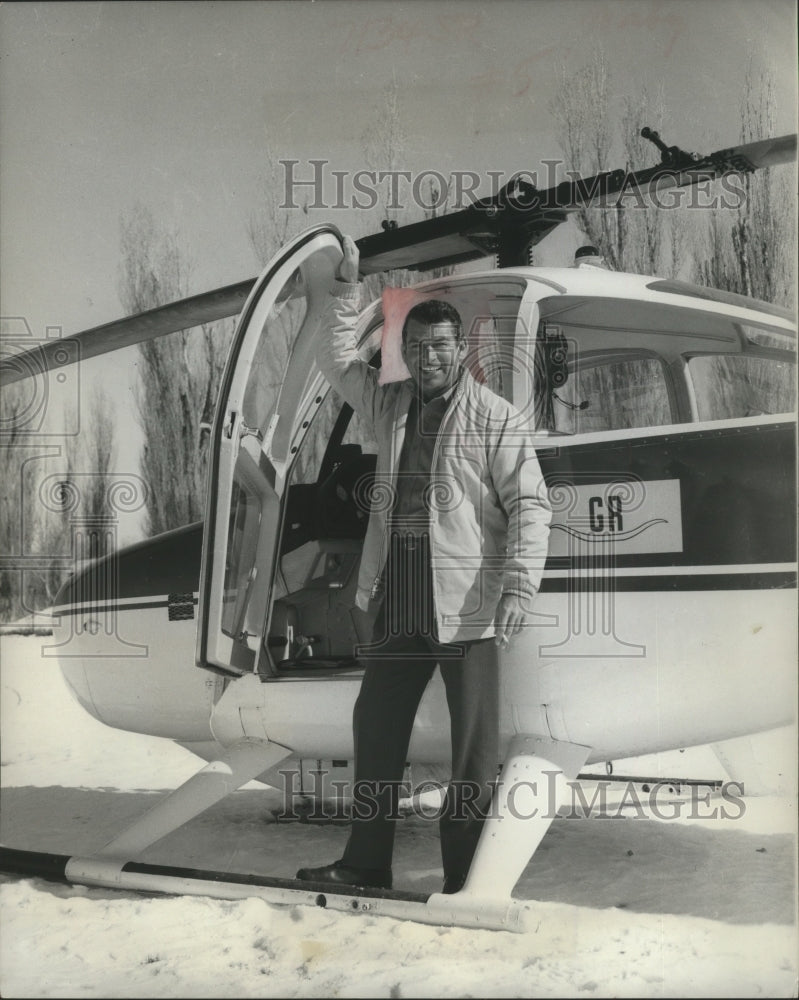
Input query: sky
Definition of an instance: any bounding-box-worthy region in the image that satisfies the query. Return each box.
[1,0,797,537]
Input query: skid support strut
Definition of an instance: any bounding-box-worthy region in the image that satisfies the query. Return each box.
[456,735,590,900]
[87,739,290,860]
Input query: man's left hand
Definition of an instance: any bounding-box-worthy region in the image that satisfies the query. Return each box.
[494,593,528,648]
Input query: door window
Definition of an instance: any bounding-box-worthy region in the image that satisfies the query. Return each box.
[198,227,343,676]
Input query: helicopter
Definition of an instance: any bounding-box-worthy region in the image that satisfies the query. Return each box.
[0,130,796,932]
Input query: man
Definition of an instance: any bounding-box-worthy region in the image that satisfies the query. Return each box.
[296,235,551,893]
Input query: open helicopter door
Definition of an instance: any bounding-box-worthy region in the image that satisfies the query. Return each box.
[21,227,358,903]
[197,225,344,677]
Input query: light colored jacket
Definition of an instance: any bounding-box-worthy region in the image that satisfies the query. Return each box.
[317,280,551,643]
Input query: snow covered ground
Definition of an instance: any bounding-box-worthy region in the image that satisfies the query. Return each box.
[1,635,797,998]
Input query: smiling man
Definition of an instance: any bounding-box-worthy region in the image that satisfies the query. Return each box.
[296,235,551,894]
[404,302,464,395]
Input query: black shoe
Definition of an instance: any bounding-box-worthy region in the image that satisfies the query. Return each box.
[295,859,392,890]
[442,874,466,894]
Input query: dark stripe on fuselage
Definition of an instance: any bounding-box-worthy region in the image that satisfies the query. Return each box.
[538,571,796,592]
[55,522,204,607]
[52,570,794,620]
[539,420,796,570]
[54,421,795,610]
[52,597,199,617]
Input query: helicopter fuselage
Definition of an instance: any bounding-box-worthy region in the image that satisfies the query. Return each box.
[50,262,797,788]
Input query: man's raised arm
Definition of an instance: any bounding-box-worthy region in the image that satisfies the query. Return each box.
[317,235,381,429]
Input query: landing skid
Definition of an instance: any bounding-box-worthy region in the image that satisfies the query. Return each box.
[0,847,536,931]
[0,733,590,932]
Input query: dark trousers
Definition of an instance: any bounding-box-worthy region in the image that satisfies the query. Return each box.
[342,534,499,881]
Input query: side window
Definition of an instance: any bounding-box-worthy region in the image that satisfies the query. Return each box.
[241,268,307,433]
[550,355,673,434]
[277,379,378,600]
[289,328,381,487]
[469,316,510,400]
[289,389,341,486]
[532,294,797,434]
[369,283,523,406]
[341,404,378,455]
[688,354,796,420]
[274,389,343,602]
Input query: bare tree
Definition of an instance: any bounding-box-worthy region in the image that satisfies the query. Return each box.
[248,128,311,268]
[0,383,116,621]
[698,59,796,308]
[249,78,457,307]
[28,407,79,610]
[361,76,408,234]
[80,386,116,537]
[0,386,33,620]
[31,387,117,607]
[550,50,692,278]
[550,50,615,260]
[551,50,795,297]
[118,202,233,536]
[359,79,456,300]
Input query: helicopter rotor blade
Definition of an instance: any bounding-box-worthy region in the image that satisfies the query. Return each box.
[722,132,797,169]
[1,280,255,388]
[2,133,794,388]
[356,132,797,272]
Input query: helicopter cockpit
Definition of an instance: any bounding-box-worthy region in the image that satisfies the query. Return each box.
[267,275,528,671]
[199,229,795,682]
[265,280,796,674]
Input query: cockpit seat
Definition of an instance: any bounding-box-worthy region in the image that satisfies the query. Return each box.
[316,448,377,539]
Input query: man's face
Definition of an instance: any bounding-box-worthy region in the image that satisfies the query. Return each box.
[401,319,466,399]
